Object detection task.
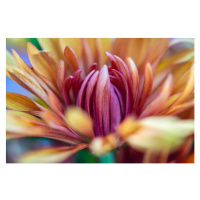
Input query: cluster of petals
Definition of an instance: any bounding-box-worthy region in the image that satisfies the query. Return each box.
[6,38,194,163]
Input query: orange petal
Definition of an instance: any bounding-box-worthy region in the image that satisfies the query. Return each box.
[59,38,82,59]
[6,93,40,111]
[137,63,153,114]
[127,38,150,68]
[6,65,48,103]
[57,60,66,92]
[65,107,95,140]
[41,109,66,127]
[173,66,194,106]
[165,100,194,116]
[48,91,64,115]
[116,116,140,139]
[27,42,56,84]
[140,74,173,118]
[18,143,88,163]
[181,153,194,163]
[64,46,79,72]
[126,57,139,105]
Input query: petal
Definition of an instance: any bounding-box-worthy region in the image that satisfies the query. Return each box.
[6,50,17,67]
[172,65,194,106]
[37,38,63,62]
[59,38,82,59]
[137,63,153,115]
[116,116,140,139]
[57,60,66,92]
[127,38,150,68]
[84,71,99,114]
[156,48,194,72]
[65,107,95,140]
[27,43,56,84]
[77,70,95,107]
[90,134,118,156]
[64,46,79,72]
[165,100,194,116]
[6,93,41,111]
[48,91,64,115]
[143,38,169,69]
[126,117,194,152]
[96,38,112,67]
[95,65,110,136]
[126,57,139,107]
[6,112,80,144]
[140,74,174,118]
[6,65,48,103]
[81,38,94,73]
[181,153,194,163]
[18,143,88,163]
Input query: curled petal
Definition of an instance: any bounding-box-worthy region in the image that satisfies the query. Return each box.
[6,93,41,112]
[18,143,88,163]
[65,107,95,140]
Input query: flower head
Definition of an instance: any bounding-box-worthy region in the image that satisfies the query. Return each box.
[6,38,194,163]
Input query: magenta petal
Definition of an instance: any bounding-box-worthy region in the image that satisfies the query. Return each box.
[85,71,99,115]
[62,76,73,106]
[77,70,95,107]
[110,84,121,132]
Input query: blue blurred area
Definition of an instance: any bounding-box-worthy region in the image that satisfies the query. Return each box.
[6,41,33,97]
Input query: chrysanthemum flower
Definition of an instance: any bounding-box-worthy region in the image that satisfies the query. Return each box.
[6,38,194,163]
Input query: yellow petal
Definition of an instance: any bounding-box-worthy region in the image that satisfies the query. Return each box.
[173,65,194,106]
[27,42,56,84]
[6,93,40,111]
[127,38,150,67]
[58,38,82,59]
[6,50,17,67]
[165,100,194,116]
[37,38,63,62]
[90,134,118,156]
[126,117,194,152]
[156,48,194,72]
[116,116,140,139]
[18,143,88,163]
[96,38,112,67]
[6,65,48,103]
[65,107,94,140]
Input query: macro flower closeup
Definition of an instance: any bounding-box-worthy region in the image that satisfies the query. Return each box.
[6,38,194,163]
